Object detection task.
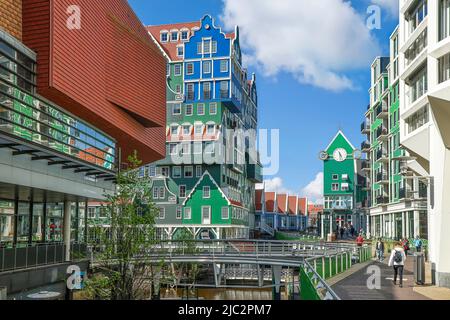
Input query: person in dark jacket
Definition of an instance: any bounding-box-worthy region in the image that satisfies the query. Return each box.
[376,238,385,262]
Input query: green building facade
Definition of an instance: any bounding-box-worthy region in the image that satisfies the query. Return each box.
[320,131,367,239]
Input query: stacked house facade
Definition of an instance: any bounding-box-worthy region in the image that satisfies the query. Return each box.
[362,30,428,241]
[145,15,262,240]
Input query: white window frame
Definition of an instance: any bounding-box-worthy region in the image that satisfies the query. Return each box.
[176,45,184,57]
[173,166,182,178]
[196,165,203,178]
[220,60,228,73]
[194,142,203,154]
[221,207,229,220]
[185,104,193,116]
[184,166,194,178]
[170,31,179,42]
[182,142,191,155]
[171,125,179,136]
[332,183,339,191]
[209,103,217,115]
[197,103,205,115]
[159,208,166,220]
[176,207,182,220]
[160,32,168,43]
[184,207,192,220]
[173,104,182,115]
[179,185,186,198]
[186,63,194,75]
[203,61,212,74]
[174,64,182,76]
[203,186,211,199]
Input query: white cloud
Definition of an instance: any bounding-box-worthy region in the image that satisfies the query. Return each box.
[221,0,381,91]
[371,0,399,17]
[263,177,294,194]
[301,173,324,204]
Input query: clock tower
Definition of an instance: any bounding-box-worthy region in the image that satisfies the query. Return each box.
[319,131,368,241]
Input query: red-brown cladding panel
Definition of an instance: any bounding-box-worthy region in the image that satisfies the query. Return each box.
[22,0,167,164]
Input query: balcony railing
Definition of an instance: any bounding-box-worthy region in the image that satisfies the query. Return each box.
[361,141,371,151]
[376,126,388,139]
[376,196,389,205]
[376,104,388,119]
[361,121,370,134]
[0,243,88,273]
[376,149,389,161]
[376,172,389,183]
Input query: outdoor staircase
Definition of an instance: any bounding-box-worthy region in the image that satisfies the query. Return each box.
[260,222,275,237]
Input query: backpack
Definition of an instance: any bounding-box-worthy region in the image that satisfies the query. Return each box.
[393,250,403,264]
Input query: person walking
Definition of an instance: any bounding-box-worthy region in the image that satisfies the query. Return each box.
[389,242,407,288]
[414,236,423,253]
[376,238,385,262]
[402,238,410,256]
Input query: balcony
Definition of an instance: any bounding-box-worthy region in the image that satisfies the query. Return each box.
[247,162,263,183]
[376,173,389,184]
[376,104,389,119]
[361,141,371,152]
[376,196,390,205]
[399,188,414,200]
[376,149,389,162]
[361,121,370,134]
[361,161,371,172]
[376,126,389,141]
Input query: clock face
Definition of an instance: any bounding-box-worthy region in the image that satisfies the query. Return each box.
[333,148,348,162]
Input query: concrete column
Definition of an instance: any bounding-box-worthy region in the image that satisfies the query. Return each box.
[401,212,406,239]
[63,200,72,262]
[414,211,420,238]
[272,265,282,301]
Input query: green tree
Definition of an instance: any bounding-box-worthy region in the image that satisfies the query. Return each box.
[85,151,162,300]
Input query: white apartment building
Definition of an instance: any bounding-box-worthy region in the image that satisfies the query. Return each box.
[398,0,450,287]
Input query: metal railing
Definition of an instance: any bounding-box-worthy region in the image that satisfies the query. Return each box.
[0,242,88,273]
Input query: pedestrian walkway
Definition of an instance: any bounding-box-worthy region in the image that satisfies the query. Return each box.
[331,256,430,300]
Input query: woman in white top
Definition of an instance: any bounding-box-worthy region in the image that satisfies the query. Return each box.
[388,242,407,288]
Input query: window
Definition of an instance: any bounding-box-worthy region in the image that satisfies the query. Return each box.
[184,166,194,178]
[212,41,217,53]
[206,124,215,135]
[171,31,179,42]
[332,174,339,180]
[186,63,194,75]
[203,186,211,198]
[173,167,182,178]
[181,30,189,41]
[406,105,429,134]
[197,42,202,54]
[149,165,157,177]
[332,183,339,191]
[203,40,211,54]
[179,185,186,198]
[341,183,349,192]
[161,167,169,177]
[171,125,179,136]
[176,207,182,219]
[161,32,168,42]
[187,84,195,100]
[406,0,428,36]
[169,143,178,156]
[203,61,212,74]
[220,81,229,98]
[440,0,450,40]
[88,207,96,219]
[439,52,450,83]
[182,142,191,154]
[159,187,165,199]
[153,187,160,199]
[342,174,349,181]
[184,207,192,220]
[203,82,211,99]
[194,142,203,154]
[408,66,427,103]
[183,125,191,136]
[159,208,165,219]
[205,141,215,154]
[220,60,228,73]
[198,103,205,115]
[173,104,181,115]
[196,165,203,177]
[174,64,182,76]
[209,103,217,115]
[175,84,181,93]
[194,124,203,136]
[405,29,427,66]
[177,46,184,57]
[221,207,229,219]
[166,64,170,76]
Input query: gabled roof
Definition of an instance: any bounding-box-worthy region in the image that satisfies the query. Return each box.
[298,198,308,216]
[255,189,264,211]
[324,130,356,152]
[287,196,298,215]
[277,194,288,214]
[182,170,230,206]
[147,21,200,61]
[265,192,276,213]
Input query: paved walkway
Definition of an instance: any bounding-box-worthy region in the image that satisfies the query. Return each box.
[331,256,430,300]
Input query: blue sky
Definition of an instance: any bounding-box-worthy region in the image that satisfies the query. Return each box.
[128,0,399,202]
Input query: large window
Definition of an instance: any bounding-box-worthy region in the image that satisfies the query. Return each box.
[406,0,428,36]
[408,65,427,103]
[0,201,14,245]
[203,82,211,100]
[405,105,429,134]
[404,29,427,65]
[439,52,450,83]
[440,0,450,41]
